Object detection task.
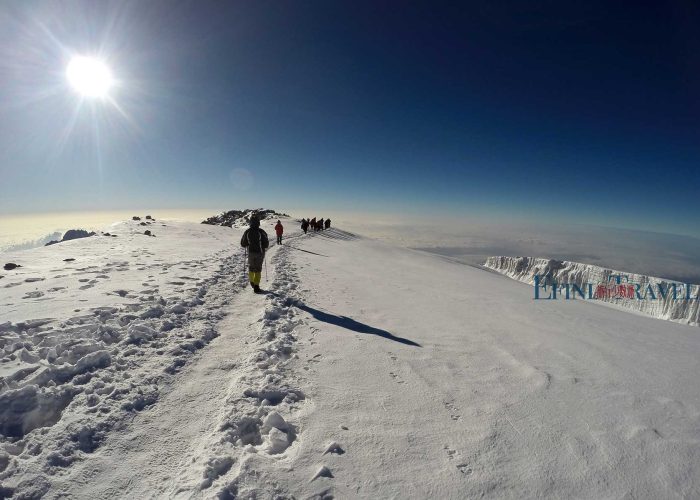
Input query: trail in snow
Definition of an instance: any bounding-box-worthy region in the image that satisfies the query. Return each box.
[49,231,313,499]
[51,249,258,498]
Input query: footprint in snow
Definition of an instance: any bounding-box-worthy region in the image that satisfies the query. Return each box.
[443,400,461,421]
[310,465,333,482]
[389,372,405,384]
[323,442,345,455]
[457,463,473,475]
[444,446,473,475]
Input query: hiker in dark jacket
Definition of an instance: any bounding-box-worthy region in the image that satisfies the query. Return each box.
[241,214,269,293]
[324,218,331,229]
[301,219,309,234]
[310,217,317,232]
[274,220,284,245]
[319,218,324,231]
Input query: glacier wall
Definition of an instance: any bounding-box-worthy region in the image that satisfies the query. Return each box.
[484,256,700,327]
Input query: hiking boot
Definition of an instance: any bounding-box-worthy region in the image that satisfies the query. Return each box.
[253,284,261,294]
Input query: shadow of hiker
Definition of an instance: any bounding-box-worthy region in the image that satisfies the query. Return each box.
[283,244,329,257]
[295,302,421,347]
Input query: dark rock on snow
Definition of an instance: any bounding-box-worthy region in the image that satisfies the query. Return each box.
[202,208,289,228]
[45,229,96,246]
[63,229,96,241]
[3,263,21,271]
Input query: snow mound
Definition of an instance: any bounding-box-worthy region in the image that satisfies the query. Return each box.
[485,256,700,326]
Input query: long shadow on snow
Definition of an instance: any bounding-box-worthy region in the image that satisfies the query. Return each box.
[294,301,421,347]
[282,244,329,257]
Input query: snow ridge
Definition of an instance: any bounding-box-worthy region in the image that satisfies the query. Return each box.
[484,256,700,326]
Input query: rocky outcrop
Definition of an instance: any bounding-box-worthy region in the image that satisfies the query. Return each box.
[202,209,289,228]
[45,230,96,246]
[485,256,700,326]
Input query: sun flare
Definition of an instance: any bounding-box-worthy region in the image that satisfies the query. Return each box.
[66,56,114,98]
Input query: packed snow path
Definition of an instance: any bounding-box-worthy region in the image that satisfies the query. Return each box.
[53,241,300,498]
[2,221,699,498]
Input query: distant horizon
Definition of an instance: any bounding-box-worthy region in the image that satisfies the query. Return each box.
[2,206,700,240]
[1,1,698,238]
[3,207,700,286]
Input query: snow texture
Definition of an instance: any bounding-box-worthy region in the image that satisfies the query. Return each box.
[1,217,699,499]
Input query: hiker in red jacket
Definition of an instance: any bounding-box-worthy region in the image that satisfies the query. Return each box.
[274,220,284,245]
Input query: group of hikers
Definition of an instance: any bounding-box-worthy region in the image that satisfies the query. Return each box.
[241,214,331,293]
[300,217,331,234]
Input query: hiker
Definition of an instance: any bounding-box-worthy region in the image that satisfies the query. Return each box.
[274,220,284,245]
[240,214,269,293]
[301,218,309,234]
[324,218,331,229]
[310,217,317,232]
[319,218,325,231]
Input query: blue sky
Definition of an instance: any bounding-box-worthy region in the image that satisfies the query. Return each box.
[0,1,698,236]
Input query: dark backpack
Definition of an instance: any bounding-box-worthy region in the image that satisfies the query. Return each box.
[242,228,268,253]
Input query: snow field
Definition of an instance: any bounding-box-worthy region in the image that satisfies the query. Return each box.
[2,219,700,499]
[0,219,245,497]
[251,229,700,499]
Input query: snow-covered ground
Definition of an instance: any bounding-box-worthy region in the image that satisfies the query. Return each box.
[1,218,699,498]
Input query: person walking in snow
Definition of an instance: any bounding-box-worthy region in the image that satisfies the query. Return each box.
[310,217,317,232]
[241,214,269,293]
[319,218,324,231]
[301,218,309,234]
[274,220,284,245]
[324,218,331,230]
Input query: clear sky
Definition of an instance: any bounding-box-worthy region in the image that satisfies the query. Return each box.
[0,1,698,236]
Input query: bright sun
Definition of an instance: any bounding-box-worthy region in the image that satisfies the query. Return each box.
[66,56,114,98]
